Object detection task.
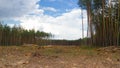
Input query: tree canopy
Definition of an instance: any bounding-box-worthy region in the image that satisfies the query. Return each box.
[78,0,120,46]
[0,23,52,45]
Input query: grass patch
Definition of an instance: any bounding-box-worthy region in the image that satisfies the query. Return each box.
[80,45,98,50]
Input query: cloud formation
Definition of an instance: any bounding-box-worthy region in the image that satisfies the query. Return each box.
[0,0,88,40]
[19,9,87,40]
[42,7,57,12]
[0,0,40,19]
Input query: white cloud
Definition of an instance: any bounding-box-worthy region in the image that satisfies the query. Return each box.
[0,0,88,40]
[19,9,87,40]
[42,7,57,12]
[0,0,40,19]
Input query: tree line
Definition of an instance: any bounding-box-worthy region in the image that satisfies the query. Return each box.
[36,39,82,46]
[1,0,120,46]
[78,0,120,46]
[0,23,52,46]
[0,22,83,46]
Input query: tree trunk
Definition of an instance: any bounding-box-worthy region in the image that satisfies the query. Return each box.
[86,2,92,45]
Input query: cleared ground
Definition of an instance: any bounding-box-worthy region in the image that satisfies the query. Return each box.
[0,45,120,68]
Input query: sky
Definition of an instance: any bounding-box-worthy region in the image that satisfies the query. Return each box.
[0,0,87,40]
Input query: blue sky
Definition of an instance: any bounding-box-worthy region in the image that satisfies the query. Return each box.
[0,0,87,40]
[40,0,79,10]
[39,0,79,16]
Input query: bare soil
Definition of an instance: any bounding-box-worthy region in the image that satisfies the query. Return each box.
[0,45,120,68]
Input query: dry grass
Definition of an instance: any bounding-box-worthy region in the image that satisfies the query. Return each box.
[0,45,120,68]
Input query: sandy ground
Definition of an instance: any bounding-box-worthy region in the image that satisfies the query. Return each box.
[0,45,120,68]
